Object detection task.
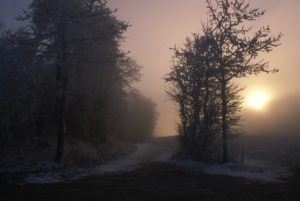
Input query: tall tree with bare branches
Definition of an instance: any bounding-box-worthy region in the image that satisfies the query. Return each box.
[206,0,282,162]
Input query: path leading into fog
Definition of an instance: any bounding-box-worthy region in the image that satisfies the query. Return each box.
[24,136,179,184]
[22,136,290,184]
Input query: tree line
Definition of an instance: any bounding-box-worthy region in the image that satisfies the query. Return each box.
[165,0,282,162]
[0,0,157,166]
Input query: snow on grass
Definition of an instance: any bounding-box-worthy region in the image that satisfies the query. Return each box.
[173,159,291,182]
[23,141,177,184]
[0,162,62,174]
[23,153,140,184]
[8,137,291,184]
[25,172,64,184]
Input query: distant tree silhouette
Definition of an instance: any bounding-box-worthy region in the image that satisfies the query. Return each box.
[121,89,157,143]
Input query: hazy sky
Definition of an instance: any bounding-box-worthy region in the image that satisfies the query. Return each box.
[108,0,300,136]
[1,0,300,136]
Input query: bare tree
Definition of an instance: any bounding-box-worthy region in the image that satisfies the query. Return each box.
[166,34,222,160]
[206,0,282,162]
[166,0,281,162]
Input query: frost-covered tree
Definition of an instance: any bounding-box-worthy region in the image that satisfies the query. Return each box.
[18,0,133,163]
[0,0,145,165]
[166,32,242,161]
[166,0,281,162]
[206,0,282,162]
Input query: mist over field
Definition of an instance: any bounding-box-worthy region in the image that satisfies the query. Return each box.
[243,94,300,136]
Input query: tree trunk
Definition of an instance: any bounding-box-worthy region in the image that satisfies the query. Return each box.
[193,90,201,159]
[54,63,67,163]
[179,98,187,136]
[179,97,189,158]
[202,74,210,159]
[221,79,228,163]
[54,31,68,164]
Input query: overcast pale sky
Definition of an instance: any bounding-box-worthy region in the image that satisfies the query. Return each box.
[1,0,300,136]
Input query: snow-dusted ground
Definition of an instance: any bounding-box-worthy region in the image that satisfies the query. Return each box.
[2,136,291,184]
[173,159,291,183]
[23,137,179,184]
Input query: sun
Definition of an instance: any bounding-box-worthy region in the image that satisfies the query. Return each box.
[246,91,270,110]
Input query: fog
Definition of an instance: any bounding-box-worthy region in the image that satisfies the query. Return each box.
[243,94,300,136]
[1,0,300,137]
[2,2,300,200]
[107,0,300,137]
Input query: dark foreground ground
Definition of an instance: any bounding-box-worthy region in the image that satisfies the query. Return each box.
[1,162,300,201]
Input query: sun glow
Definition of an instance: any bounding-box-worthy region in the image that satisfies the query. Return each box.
[246,91,270,110]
